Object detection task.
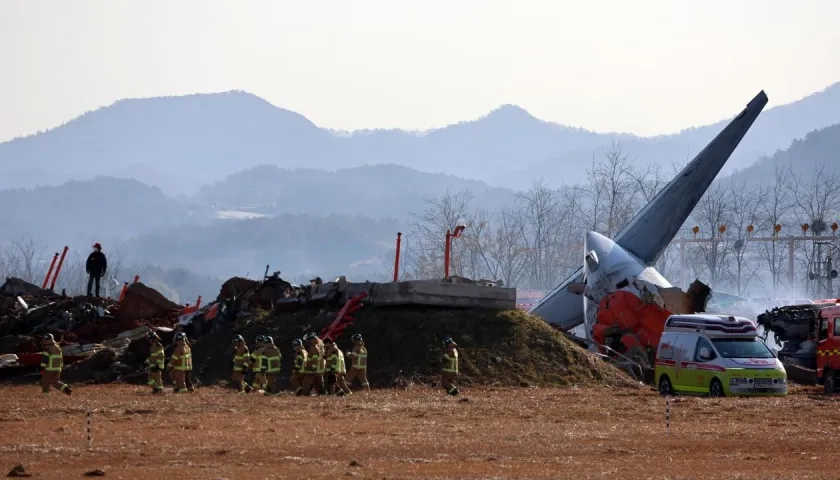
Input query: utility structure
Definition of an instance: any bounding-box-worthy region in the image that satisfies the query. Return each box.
[443,225,466,278]
[675,222,839,296]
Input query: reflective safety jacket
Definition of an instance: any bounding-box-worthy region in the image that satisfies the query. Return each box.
[263,345,282,373]
[233,345,251,372]
[41,342,63,372]
[305,345,323,374]
[293,348,308,374]
[148,343,165,369]
[169,344,192,371]
[250,346,266,372]
[326,348,347,374]
[348,345,368,370]
[442,348,458,374]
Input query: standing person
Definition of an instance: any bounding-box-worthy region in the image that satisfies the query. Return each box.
[183,335,195,392]
[262,336,282,396]
[167,333,191,393]
[85,243,107,298]
[324,338,351,396]
[231,335,252,393]
[290,339,307,395]
[145,332,165,394]
[345,333,370,391]
[440,337,460,396]
[299,333,325,396]
[250,336,267,393]
[39,333,72,396]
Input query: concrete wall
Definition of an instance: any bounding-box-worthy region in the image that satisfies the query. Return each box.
[338,280,516,310]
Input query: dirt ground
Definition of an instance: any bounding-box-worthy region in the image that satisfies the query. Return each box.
[0,384,837,480]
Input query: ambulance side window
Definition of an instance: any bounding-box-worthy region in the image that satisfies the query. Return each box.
[674,335,697,362]
[834,319,840,337]
[694,337,716,362]
[657,335,676,360]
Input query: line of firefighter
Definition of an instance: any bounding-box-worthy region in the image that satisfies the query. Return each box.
[37,330,459,397]
[223,333,460,396]
[229,332,370,396]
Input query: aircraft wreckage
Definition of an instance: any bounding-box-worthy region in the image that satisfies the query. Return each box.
[529,90,769,375]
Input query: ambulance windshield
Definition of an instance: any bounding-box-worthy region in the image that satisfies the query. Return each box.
[711,337,774,359]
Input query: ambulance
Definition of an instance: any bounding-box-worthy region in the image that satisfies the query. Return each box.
[654,314,788,397]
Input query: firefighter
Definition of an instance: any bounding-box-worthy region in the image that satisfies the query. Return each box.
[167,332,191,393]
[299,333,325,395]
[440,337,460,396]
[262,336,282,396]
[145,332,165,394]
[85,243,107,298]
[182,335,196,392]
[231,335,252,393]
[250,335,267,393]
[345,333,370,391]
[39,333,71,396]
[324,338,351,396]
[290,338,307,394]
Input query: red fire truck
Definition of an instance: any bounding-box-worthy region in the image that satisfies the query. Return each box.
[757,300,840,393]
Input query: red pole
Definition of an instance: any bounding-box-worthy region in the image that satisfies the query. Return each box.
[196,296,202,309]
[42,252,59,289]
[444,230,451,278]
[49,246,69,290]
[393,232,402,282]
[118,282,129,302]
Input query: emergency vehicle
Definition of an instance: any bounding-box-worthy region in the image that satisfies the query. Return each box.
[654,314,788,397]
[757,300,840,393]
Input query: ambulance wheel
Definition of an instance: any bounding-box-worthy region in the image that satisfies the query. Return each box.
[709,378,725,397]
[824,370,836,395]
[658,375,673,396]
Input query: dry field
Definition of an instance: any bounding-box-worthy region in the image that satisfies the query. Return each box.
[0,384,837,479]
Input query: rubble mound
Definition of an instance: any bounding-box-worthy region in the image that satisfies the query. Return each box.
[191,306,636,389]
[116,282,181,321]
[218,276,293,310]
[1,277,56,297]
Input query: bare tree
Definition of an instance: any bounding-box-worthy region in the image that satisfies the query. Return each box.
[755,163,795,296]
[725,179,761,294]
[582,141,640,237]
[687,181,733,288]
[406,191,475,279]
[787,160,840,297]
[515,179,574,289]
[1,237,48,284]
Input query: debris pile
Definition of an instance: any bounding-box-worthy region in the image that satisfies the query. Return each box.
[0,277,198,381]
[189,305,637,389]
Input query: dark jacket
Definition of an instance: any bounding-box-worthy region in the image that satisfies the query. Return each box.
[86,251,107,276]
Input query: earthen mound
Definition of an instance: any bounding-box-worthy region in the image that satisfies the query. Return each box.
[191,306,637,389]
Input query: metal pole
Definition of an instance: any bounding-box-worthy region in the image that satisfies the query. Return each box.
[393,232,402,282]
[41,252,59,289]
[49,246,69,291]
[788,236,794,293]
[444,230,451,278]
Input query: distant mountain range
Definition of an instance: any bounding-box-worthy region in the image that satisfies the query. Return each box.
[0,115,836,290]
[2,83,840,194]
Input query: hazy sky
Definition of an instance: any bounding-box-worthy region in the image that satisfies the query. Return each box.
[1,0,839,142]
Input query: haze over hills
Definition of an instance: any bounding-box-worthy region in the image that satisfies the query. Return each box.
[2,83,840,194]
[195,163,515,218]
